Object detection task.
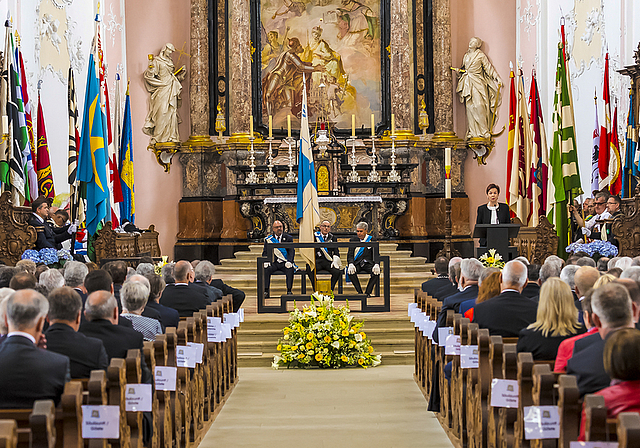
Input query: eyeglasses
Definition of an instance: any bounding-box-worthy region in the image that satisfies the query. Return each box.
[595,201,606,205]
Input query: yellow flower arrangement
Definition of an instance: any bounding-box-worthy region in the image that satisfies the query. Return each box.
[479,248,505,269]
[272,293,381,369]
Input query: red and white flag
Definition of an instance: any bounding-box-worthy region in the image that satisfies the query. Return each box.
[507,67,531,223]
[528,72,549,226]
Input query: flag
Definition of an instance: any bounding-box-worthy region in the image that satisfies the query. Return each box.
[296,73,320,271]
[36,91,55,198]
[77,53,109,235]
[591,95,600,195]
[609,106,622,196]
[6,26,27,205]
[622,89,638,198]
[109,74,123,226]
[599,53,618,192]
[119,83,135,224]
[0,21,10,188]
[528,72,549,226]
[505,65,517,217]
[548,42,583,256]
[68,67,84,225]
[507,68,531,223]
[18,49,36,202]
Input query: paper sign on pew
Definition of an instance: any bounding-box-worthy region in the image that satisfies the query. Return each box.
[187,342,204,364]
[154,366,177,391]
[438,327,454,347]
[570,443,618,448]
[523,405,560,439]
[460,345,479,368]
[207,317,225,342]
[221,323,232,340]
[408,302,418,318]
[176,345,197,368]
[224,313,240,328]
[410,308,423,325]
[490,379,519,408]
[125,384,152,412]
[81,405,120,439]
[425,320,436,339]
[445,334,461,355]
[239,308,245,322]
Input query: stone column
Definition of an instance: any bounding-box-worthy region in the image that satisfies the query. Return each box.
[390,0,412,131]
[190,0,210,137]
[432,0,455,137]
[229,0,252,134]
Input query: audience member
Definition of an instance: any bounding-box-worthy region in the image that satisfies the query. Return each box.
[616,257,633,271]
[9,271,37,290]
[422,256,450,295]
[84,269,133,329]
[161,262,176,285]
[38,269,65,297]
[516,278,584,360]
[574,266,600,321]
[567,283,635,396]
[209,267,246,313]
[576,257,596,268]
[578,328,640,440]
[472,260,537,337]
[597,257,610,272]
[15,259,36,276]
[120,281,162,341]
[0,288,15,338]
[522,264,541,299]
[555,290,599,372]
[607,267,622,278]
[0,289,70,408]
[34,265,49,282]
[28,196,75,250]
[560,265,580,301]
[0,267,16,288]
[462,270,500,320]
[159,260,209,316]
[632,256,640,267]
[538,262,561,286]
[125,274,163,325]
[608,257,620,271]
[85,262,99,272]
[616,278,640,327]
[544,255,565,271]
[64,261,88,302]
[193,261,223,302]
[106,260,127,304]
[514,256,530,266]
[144,273,179,329]
[434,257,462,299]
[136,263,155,277]
[44,287,108,378]
[620,266,640,282]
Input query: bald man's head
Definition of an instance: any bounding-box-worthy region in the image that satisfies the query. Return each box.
[5,289,49,335]
[575,266,600,297]
[173,260,194,283]
[84,290,118,323]
[272,220,283,237]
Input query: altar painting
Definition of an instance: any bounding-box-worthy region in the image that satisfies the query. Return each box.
[260,0,381,130]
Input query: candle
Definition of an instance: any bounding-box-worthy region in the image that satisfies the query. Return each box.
[445,179,452,199]
[351,114,355,136]
[1,116,7,134]
[287,115,291,137]
[445,147,452,199]
[249,115,253,138]
[445,147,451,166]
[391,114,395,136]
[268,115,272,139]
[371,114,375,137]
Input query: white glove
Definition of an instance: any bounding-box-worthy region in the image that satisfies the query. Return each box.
[67,222,78,234]
[331,255,342,270]
[347,263,356,275]
[263,262,271,269]
[285,261,293,269]
[372,264,381,276]
[581,227,591,237]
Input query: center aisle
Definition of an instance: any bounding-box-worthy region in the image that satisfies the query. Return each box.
[199,365,453,448]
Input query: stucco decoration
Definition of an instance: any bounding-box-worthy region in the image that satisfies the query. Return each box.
[519,0,540,41]
[51,0,73,8]
[65,17,85,77]
[41,14,63,53]
[105,4,123,48]
[571,0,602,78]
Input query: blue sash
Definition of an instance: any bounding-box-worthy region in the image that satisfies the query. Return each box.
[266,235,298,270]
[354,235,372,261]
[314,232,332,261]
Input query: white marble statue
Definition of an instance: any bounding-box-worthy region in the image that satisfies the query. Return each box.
[142,43,186,144]
[455,37,502,140]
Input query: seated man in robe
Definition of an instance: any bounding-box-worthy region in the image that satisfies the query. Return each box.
[263,220,295,296]
[346,222,380,296]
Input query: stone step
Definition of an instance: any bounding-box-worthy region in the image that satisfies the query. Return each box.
[237,351,414,367]
[238,328,414,344]
[215,265,429,275]
[218,256,428,267]
[239,316,413,331]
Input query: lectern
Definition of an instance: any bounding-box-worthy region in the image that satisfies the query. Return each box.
[473,224,520,261]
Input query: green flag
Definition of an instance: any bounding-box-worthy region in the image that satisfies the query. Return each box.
[548,42,582,257]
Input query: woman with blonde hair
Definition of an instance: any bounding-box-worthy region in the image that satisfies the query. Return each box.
[517,277,584,360]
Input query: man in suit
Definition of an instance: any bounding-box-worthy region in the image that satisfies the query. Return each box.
[28,196,76,250]
[194,261,223,302]
[144,273,180,328]
[347,222,380,296]
[80,290,152,384]
[0,289,70,408]
[434,257,462,299]
[64,261,88,303]
[307,220,341,292]
[473,260,537,337]
[208,273,246,313]
[522,264,541,300]
[567,282,635,396]
[105,260,128,305]
[421,256,450,296]
[432,258,482,342]
[263,220,295,296]
[45,286,109,379]
[83,269,136,329]
[560,264,581,310]
[574,266,600,324]
[159,260,210,316]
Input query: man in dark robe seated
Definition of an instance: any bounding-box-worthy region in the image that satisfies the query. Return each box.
[28,196,76,250]
[0,289,70,408]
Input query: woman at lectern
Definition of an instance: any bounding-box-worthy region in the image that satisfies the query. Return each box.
[476,183,510,246]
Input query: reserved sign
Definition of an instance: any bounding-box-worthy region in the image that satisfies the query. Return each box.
[176,345,197,368]
[207,317,224,342]
[524,405,560,440]
[187,342,204,364]
[154,366,177,391]
[438,327,454,347]
[125,384,152,412]
[445,334,461,356]
[460,345,479,369]
[81,405,120,439]
[490,379,519,408]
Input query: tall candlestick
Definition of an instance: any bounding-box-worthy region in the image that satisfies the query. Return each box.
[351,114,355,136]
[287,115,291,137]
[371,114,375,137]
[445,147,452,199]
[268,115,272,139]
[249,115,253,137]
[391,114,395,136]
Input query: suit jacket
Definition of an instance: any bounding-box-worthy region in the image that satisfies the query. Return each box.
[262,233,295,263]
[434,281,459,300]
[566,332,609,396]
[472,290,538,337]
[315,232,339,260]
[28,214,71,250]
[433,285,479,342]
[193,281,222,302]
[159,283,210,317]
[476,203,511,225]
[516,327,585,361]
[141,306,164,327]
[145,300,180,329]
[347,235,376,268]
[421,276,451,296]
[45,323,109,379]
[0,335,70,408]
[522,283,540,300]
[210,279,245,313]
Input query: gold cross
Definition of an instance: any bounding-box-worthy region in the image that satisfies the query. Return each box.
[175,41,191,66]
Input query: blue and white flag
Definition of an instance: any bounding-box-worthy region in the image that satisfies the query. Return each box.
[296,73,320,270]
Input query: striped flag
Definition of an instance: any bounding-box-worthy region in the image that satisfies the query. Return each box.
[528,72,549,226]
[548,41,583,255]
[505,65,517,217]
[296,73,320,271]
[36,91,55,198]
[507,68,531,224]
[119,83,135,224]
[610,106,622,196]
[0,21,10,189]
[622,89,638,198]
[591,95,600,196]
[598,53,622,194]
[18,49,36,202]
[67,67,84,224]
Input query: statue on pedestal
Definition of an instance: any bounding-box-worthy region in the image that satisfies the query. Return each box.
[454,37,502,140]
[143,43,186,144]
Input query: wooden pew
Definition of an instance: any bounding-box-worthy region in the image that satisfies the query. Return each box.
[451,315,470,446]
[514,353,534,448]
[106,358,132,448]
[194,311,214,421]
[157,331,183,448]
[142,341,163,448]
[583,395,616,442]
[464,323,479,448]
[469,328,491,448]
[183,318,204,442]
[557,375,580,448]
[497,342,518,448]
[437,311,457,433]
[124,350,144,448]
[149,337,173,448]
[173,324,193,448]
[0,420,17,448]
[530,364,556,448]
[28,400,55,448]
[486,336,505,448]
[617,413,640,448]
[86,370,108,448]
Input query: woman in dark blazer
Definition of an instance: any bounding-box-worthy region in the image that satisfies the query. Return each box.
[476,183,510,246]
